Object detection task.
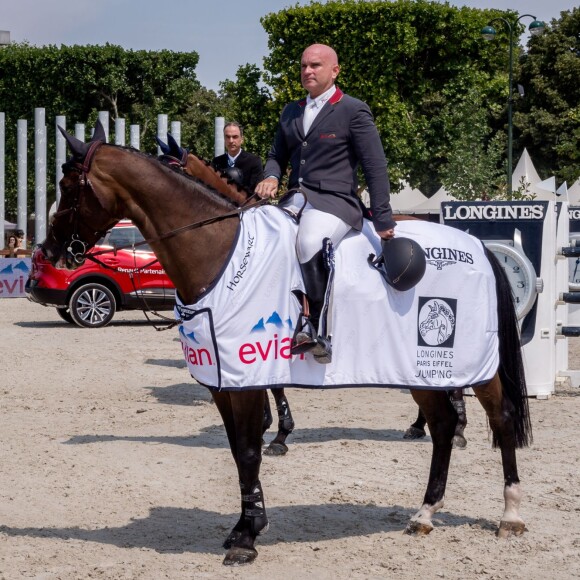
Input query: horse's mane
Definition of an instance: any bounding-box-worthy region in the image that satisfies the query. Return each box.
[120,146,238,211]
[185,152,250,206]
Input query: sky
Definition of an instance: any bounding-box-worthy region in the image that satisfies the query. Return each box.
[2,0,578,91]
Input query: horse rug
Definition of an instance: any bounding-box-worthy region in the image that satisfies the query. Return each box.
[175,206,499,391]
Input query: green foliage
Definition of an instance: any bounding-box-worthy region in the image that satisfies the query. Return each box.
[439,86,507,200]
[515,8,580,185]
[219,64,274,159]
[0,43,201,214]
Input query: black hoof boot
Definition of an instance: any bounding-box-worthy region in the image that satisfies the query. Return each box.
[223,547,258,566]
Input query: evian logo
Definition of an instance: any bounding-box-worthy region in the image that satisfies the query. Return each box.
[178,310,304,368]
[417,297,457,348]
[424,247,473,271]
[240,311,304,364]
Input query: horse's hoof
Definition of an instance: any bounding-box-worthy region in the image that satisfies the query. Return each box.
[263,442,288,456]
[405,519,434,536]
[223,547,258,566]
[403,426,426,440]
[223,530,241,549]
[497,520,527,538]
[452,435,467,449]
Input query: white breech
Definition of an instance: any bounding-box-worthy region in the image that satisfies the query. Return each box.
[280,192,352,263]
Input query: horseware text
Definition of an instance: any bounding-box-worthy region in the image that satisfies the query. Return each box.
[226,234,255,291]
[443,204,546,221]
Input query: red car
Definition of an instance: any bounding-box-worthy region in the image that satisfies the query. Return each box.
[26,220,175,328]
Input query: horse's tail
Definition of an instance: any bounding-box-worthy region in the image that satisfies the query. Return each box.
[485,246,533,448]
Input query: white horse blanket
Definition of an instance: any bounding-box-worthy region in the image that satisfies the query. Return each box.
[175,206,498,391]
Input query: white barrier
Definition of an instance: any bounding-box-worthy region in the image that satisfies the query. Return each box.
[0,257,31,298]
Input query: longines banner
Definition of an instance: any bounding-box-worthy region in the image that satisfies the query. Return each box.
[441,201,549,273]
[0,258,31,298]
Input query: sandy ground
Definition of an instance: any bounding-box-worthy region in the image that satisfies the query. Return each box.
[1,297,579,580]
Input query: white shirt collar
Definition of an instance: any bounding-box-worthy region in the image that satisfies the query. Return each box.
[227,150,242,164]
[306,85,336,109]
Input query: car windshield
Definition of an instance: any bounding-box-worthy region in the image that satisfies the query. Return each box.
[105,226,151,252]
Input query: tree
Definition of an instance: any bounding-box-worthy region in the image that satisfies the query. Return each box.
[219,64,274,159]
[439,86,507,200]
[515,8,580,185]
[0,43,201,214]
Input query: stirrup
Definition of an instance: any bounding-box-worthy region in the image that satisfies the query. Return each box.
[291,315,318,354]
[312,336,332,364]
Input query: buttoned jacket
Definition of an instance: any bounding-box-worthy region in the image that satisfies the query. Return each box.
[212,150,263,193]
[264,88,395,231]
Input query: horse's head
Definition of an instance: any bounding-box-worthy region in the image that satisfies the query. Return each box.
[42,120,121,269]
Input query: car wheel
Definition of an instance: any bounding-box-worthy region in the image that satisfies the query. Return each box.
[56,307,75,324]
[69,283,116,328]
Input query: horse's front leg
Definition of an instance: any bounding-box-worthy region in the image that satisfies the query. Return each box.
[474,374,526,538]
[405,389,455,535]
[263,388,295,456]
[212,389,269,566]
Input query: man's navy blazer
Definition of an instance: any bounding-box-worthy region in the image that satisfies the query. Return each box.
[212,150,263,193]
[264,87,394,232]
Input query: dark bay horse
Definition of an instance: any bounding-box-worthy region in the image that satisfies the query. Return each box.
[43,126,532,566]
[156,136,294,456]
[157,135,465,451]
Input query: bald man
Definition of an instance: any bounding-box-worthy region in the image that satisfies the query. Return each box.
[255,43,395,364]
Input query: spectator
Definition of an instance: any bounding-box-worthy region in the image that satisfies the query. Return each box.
[212,122,263,193]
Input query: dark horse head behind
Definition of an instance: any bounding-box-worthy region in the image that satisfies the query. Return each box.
[43,119,114,268]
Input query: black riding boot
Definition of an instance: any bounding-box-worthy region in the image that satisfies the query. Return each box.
[291,250,332,364]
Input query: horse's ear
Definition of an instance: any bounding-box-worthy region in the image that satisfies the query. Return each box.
[58,125,92,159]
[167,133,188,164]
[92,118,107,144]
[156,136,171,156]
[166,133,184,157]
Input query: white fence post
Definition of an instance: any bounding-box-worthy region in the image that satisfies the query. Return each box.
[170,121,181,146]
[214,117,225,157]
[34,108,47,245]
[16,119,27,242]
[0,112,4,249]
[55,115,66,205]
[157,114,168,155]
[115,118,125,146]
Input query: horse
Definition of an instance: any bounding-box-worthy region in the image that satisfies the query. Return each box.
[43,124,532,566]
[157,134,467,450]
[156,135,295,456]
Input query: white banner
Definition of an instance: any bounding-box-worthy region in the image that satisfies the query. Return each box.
[0,258,31,298]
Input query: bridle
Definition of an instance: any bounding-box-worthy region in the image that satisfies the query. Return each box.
[53,142,269,267]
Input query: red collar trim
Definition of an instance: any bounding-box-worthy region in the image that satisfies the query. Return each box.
[298,87,344,108]
[329,87,344,105]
